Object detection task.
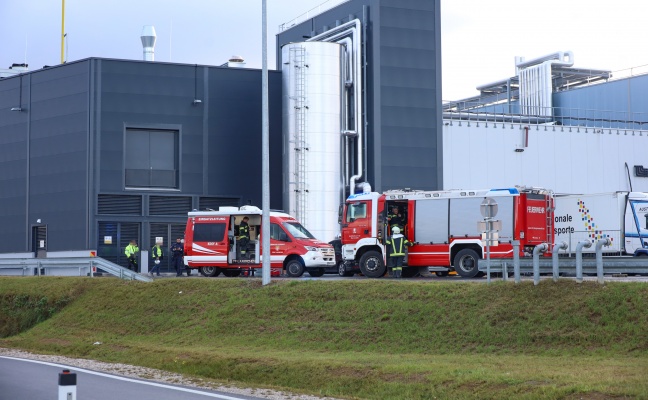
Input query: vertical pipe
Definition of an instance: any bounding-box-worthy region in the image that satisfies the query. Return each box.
[261,0,270,285]
[595,238,611,284]
[552,242,567,282]
[513,240,520,284]
[575,240,592,283]
[533,243,548,286]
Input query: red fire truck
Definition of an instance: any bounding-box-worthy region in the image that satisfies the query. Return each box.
[184,206,335,277]
[339,187,554,278]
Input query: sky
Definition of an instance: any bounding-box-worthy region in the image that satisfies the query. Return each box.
[2,0,648,101]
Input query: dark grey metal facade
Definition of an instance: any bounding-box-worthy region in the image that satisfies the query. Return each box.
[277,0,443,192]
[0,58,283,269]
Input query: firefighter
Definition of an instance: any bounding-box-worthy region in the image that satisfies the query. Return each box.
[387,205,405,231]
[150,242,163,276]
[124,239,139,272]
[238,216,250,259]
[385,226,412,278]
[171,238,186,276]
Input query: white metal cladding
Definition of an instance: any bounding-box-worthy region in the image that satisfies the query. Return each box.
[442,122,648,194]
[282,41,342,243]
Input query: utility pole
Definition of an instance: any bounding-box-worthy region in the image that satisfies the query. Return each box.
[261,0,271,285]
[61,0,66,63]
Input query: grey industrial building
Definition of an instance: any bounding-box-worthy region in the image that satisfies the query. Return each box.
[0,0,442,269]
[0,59,284,269]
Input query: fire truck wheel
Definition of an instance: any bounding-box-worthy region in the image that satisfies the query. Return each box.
[308,268,325,277]
[285,259,305,277]
[359,251,386,278]
[200,267,221,277]
[454,249,480,278]
[338,262,353,277]
[222,269,241,277]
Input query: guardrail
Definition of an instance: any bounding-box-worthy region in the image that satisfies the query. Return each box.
[0,257,152,283]
[482,239,648,284]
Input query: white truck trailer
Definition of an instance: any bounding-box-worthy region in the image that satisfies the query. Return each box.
[554,192,648,256]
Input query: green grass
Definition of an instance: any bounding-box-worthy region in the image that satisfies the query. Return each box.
[1,277,648,399]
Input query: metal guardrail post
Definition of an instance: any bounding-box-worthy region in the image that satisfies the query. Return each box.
[595,238,612,284]
[575,240,592,283]
[512,240,521,284]
[502,262,508,282]
[552,241,567,282]
[533,243,549,286]
[90,261,94,277]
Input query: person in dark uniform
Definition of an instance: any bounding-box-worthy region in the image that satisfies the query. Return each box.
[238,216,250,259]
[387,205,404,232]
[171,238,185,277]
[385,226,412,278]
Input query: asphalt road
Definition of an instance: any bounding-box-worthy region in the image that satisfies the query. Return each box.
[0,356,263,400]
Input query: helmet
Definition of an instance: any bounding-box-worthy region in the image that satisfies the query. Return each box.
[392,226,400,234]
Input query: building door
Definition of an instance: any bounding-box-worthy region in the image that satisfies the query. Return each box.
[98,222,141,268]
[150,223,186,273]
[31,225,47,258]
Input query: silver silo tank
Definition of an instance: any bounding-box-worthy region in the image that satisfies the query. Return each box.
[281,41,342,242]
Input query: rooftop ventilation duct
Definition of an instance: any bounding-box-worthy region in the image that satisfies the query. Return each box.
[227,55,246,68]
[140,25,157,61]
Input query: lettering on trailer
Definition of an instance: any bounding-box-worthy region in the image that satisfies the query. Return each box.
[635,165,648,177]
[554,214,575,235]
[527,206,545,213]
[553,199,614,242]
[197,217,227,221]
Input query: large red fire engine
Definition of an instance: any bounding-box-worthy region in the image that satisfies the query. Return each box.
[338,187,554,278]
[184,206,335,277]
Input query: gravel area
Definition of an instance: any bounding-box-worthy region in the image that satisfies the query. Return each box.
[0,347,341,400]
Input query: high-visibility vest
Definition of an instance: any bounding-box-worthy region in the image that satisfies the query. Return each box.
[125,244,139,257]
[151,245,162,258]
[386,235,411,256]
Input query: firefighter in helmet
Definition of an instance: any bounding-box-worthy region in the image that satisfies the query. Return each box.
[238,216,250,259]
[385,226,412,278]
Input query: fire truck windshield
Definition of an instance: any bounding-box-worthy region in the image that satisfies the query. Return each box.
[283,222,316,239]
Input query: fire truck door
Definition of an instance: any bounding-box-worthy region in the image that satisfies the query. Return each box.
[342,200,372,242]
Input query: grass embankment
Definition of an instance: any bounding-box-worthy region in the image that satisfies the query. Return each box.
[1,277,647,399]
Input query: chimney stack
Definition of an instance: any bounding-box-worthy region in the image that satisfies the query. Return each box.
[141,25,157,61]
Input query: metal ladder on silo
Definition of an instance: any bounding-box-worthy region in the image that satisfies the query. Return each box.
[291,46,308,224]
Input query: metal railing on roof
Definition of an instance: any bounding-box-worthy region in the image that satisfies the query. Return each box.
[443,105,648,132]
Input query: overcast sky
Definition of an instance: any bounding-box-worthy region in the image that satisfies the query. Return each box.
[2,0,647,101]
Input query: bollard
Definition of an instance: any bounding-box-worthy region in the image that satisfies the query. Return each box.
[552,242,568,282]
[58,369,77,400]
[533,243,549,286]
[575,240,592,283]
[595,238,612,284]
[512,240,521,284]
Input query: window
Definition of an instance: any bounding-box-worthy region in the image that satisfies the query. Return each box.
[125,128,179,188]
[283,222,315,239]
[270,223,290,242]
[193,223,226,242]
[346,202,367,222]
